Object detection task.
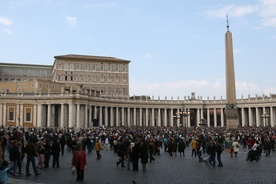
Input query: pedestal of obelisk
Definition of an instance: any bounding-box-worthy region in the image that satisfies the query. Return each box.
[225,109,239,130]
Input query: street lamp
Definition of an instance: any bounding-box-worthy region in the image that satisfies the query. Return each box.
[261,111,269,127]
[174,106,190,128]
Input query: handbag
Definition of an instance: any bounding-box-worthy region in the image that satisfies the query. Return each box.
[71,166,76,176]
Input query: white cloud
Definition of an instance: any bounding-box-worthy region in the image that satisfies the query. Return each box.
[143,52,153,59]
[3,28,12,35]
[0,16,12,26]
[65,16,77,27]
[262,17,276,27]
[206,4,258,19]
[84,3,117,9]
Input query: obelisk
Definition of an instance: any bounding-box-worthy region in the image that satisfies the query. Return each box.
[225,16,239,129]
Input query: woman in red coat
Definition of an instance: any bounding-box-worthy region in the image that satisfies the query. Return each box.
[72,144,87,181]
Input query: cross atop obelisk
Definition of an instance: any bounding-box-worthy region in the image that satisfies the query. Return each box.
[225,15,239,129]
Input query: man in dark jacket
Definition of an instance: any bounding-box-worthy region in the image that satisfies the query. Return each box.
[25,138,40,176]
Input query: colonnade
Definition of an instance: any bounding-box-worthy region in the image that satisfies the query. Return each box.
[0,100,275,128]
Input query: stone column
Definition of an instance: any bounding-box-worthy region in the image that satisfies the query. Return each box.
[16,104,20,127]
[20,104,23,127]
[89,105,92,127]
[270,106,274,127]
[151,108,155,126]
[105,106,108,127]
[121,107,125,126]
[176,108,180,127]
[197,108,200,127]
[220,108,224,127]
[110,107,114,127]
[3,104,6,126]
[157,108,161,126]
[207,108,210,127]
[139,108,142,126]
[68,103,75,128]
[214,108,217,127]
[76,103,80,128]
[256,107,260,127]
[0,103,2,126]
[187,108,191,127]
[164,108,167,127]
[127,107,130,127]
[241,107,245,126]
[99,106,103,127]
[33,104,37,127]
[60,103,64,128]
[37,104,42,127]
[85,105,88,128]
[145,108,148,126]
[133,107,136,126]
[47,104,51,127]
[248,107,253,126]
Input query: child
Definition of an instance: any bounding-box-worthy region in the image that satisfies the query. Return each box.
[0,160,16,184]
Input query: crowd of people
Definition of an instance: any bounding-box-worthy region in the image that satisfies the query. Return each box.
[0,125,275,183]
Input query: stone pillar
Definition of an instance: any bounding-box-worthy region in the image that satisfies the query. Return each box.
[241,107,245,126]
[157,108,161,126]
[0,103,2,126]
[207,108,210,127]
[187,108,191,127]
[20,104,23,127]
[145,108,148,126]
[33,104,37,127]
[214,108,217,127]
[197,108,200,127]
[127,107,130,127]
[60,103,64,128]
[16,104,20,127]
[76,103,80,128]
[110,107,114,127]
[176,108,180,127]
[3,104,6,126]
[99,106,103,127]
[270,106,274,127]
[164,108,167,127]
[68,103,75,128]
[85,105,88,128]
[170,108,173,127]
[47,104,51,127]
[139,108,142,126]
[256,107,260,127]
[151,108,154,126]
[220,108,224,127]
[248,107,253,126]
[105,106,108,127]
[89,105,92,127]
[121,107,125,126]
[37,104,42,127]
[133,107,136,126]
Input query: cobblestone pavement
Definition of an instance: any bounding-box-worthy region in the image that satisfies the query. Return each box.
[7,145,276,184]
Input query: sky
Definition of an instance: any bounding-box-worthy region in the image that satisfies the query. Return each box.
[0,0,276,100]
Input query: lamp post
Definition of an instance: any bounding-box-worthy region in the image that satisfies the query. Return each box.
[261,111,269,127]
[174,106,190,129]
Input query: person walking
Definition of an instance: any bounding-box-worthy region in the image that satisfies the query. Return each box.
[95,138,103,159]
[116,138,126,167]
[25,138,41,176]
[132,140,140,172]
[9,140,20,175]
[140,140,149,172]
[51,139,61,168]
[178,138,186,157]
[216,140,224,167]
[232,139,240,157]
[72,144,87,182]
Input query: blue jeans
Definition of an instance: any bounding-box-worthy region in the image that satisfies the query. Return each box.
[26,154,39,175]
